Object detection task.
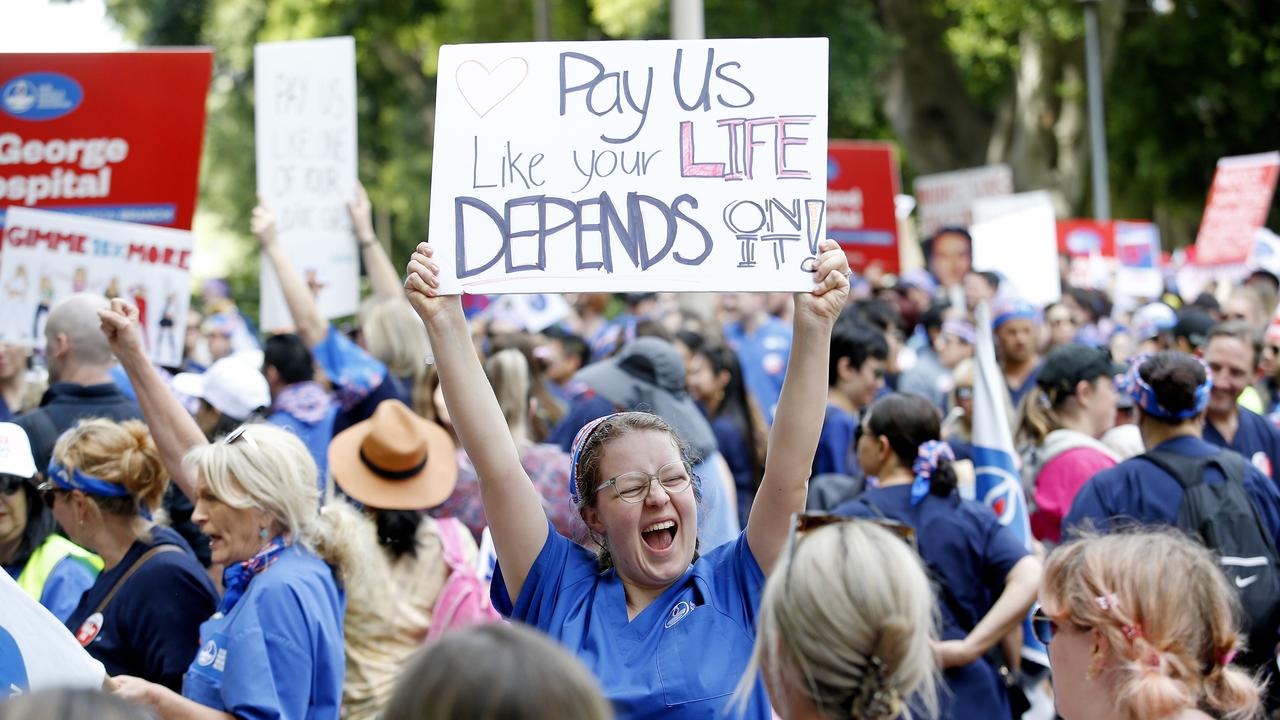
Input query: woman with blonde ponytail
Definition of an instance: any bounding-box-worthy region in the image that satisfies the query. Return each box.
[98,299,351,720]
[736,518,939,719]
[1038,529,1263,720]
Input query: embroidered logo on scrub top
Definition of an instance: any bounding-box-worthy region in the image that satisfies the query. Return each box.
[196,639,228,672]
[665,601,693,628]
[75,612,103,647]
[197,640,217,667]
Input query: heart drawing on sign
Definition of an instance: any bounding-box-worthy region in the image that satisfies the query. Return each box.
[456,58,529,118]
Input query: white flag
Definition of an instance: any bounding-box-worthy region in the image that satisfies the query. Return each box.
[1,570,105,698]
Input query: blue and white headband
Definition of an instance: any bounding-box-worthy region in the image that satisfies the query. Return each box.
[992,299,1040,331]
[47,460,131,498]
[568,413,627,507]
[910,440,954,506]
[1119,354,1212,420]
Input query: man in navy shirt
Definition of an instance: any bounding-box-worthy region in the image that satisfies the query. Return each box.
[1202,322,1280,482]
[812,321,887,478]
[1064,351,1280,546]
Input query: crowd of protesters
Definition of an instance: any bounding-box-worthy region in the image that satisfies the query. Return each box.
[3,191,1280,720]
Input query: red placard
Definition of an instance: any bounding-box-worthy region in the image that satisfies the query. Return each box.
[1057,219,1116,257]
[1194,151,1280,266]
[0,51,212,230]
[827,140,900,274]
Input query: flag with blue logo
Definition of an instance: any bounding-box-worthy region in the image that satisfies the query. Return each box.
[1,571,104,698]
[973,301,1046,665]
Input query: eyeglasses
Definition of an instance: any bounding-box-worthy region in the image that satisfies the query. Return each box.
[1,474,29,496]
[955,386,974,400]
[223,425,259,449]
[596,462,693,503]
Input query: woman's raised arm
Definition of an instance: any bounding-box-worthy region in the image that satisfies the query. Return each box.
[404,242,549,600]
[98,299,207,500]
[746,239,850,576]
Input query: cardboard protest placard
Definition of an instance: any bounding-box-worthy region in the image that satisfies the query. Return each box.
[0,207,192,367]
[428,38,829,294]
[970,191,1061,307]
[1057,219,1116,257]
[0,51,212,229]
[914,164,1013,239]
[1114,221,1162,303]
[255,36,359,331]
[1195,151,1280,266]
[827,140,900,274]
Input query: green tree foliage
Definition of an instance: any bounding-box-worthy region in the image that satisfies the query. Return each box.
[97,0,1279,305]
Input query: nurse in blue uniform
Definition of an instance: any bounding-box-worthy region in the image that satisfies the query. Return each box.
[835,393,1042,720]
[404,240,852,719]
[97,300,349,720]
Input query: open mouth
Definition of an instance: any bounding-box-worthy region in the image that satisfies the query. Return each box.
[641,520,677,552]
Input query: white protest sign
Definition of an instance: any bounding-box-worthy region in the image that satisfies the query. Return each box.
[428,38,829,294]
[255,36,359,331]
[971,192,1061,307]
[914,164,1014,238]
[0,207,192,367]
[1114,221,1163,303]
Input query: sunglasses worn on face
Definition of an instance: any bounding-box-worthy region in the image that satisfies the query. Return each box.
[35,479,64,506]
[1,474,30,496]
[1030,606,1084,646]
[955,386,975,400]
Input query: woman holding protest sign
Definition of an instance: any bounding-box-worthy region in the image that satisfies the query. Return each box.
[403,238,850,719]
[98,300,357,720]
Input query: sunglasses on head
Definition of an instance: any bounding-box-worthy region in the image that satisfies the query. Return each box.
[783,512,917,583]
[222,425,259,449]
[0,473,30,496]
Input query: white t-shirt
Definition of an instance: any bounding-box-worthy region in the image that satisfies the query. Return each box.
[1,569,105,698]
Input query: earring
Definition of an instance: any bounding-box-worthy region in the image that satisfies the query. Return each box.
[259,528,269,539]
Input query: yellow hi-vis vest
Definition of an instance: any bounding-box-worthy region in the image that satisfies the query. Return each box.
[15,534,103,602]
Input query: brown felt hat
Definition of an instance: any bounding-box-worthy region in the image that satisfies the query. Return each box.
[328,400,457,510]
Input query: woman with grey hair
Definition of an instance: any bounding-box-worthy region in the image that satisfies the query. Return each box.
[98,299,363,720]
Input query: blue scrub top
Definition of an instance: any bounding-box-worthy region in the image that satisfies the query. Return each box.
[1203,408,1280,482]
[724,318,792,425]
[836,485,1028,720]
[813,404,858,478]
[182,546,345,720]
[267,406,337,491]
[1063,436,1280,544]
[493,525,769,720]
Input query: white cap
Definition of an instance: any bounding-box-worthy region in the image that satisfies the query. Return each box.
[0,422,37,478]
[173,356,271,422]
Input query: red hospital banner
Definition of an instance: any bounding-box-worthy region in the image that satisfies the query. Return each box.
[1194,151,1280,266]
[0,51,212,230]
[827,140,900,274]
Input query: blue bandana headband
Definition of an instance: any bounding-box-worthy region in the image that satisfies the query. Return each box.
[992,301,1039,331]
[47,460,131,498]
[1119,354,1212,420]
[568,413,627,507]
[910,440,954,506]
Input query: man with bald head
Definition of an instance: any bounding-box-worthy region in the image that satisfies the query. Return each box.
[14,293,143,471]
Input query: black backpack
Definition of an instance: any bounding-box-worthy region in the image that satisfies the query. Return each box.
[1142,448,1280,666]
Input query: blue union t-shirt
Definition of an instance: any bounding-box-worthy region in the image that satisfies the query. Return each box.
[493,525,769,720]
[64,526,216,691]
[1204,407,1280,482]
